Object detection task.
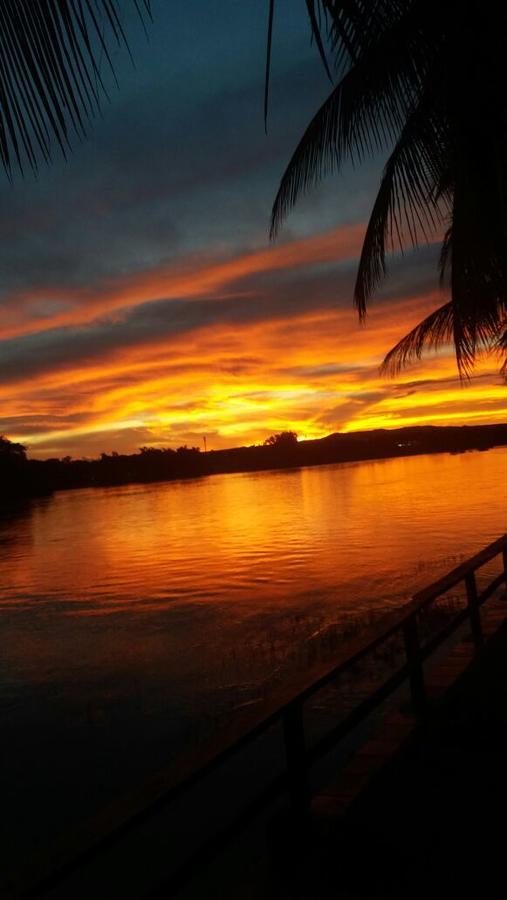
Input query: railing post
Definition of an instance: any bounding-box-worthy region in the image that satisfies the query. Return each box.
[403,615,427,717]
[465,571,483,650]
[282,701,311,828]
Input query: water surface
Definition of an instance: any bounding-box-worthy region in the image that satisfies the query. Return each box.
[1,448,505,856]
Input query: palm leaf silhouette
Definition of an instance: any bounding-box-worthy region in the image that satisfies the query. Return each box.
[269,0,507,374]
[0,0,151,176]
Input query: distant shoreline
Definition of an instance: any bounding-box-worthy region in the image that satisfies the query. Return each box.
[2,422,507,502]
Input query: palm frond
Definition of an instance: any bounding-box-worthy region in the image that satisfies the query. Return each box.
[270,5,433,238]
[0,0,151,177]
[304,0,333,82]
[264,0,333,132]
[381,298,504,378]
[354,104,448,317]
[324,1,408,72]
[497,328,507,376]
[432,141,507,375]
[438,224,452,287]
[381,301,455,376]
[267,1,507,376]
[264,0,275,132]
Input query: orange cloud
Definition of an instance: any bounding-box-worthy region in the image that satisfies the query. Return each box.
[1,219,505,458]
[3,294,504,458]
[0,222,366,340]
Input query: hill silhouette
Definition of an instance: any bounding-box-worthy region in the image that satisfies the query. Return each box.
[1,423,507,502]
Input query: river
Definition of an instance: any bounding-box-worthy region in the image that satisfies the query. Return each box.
[1,447,505,861]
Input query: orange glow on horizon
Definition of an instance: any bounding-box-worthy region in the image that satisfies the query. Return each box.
[2,223,506,459]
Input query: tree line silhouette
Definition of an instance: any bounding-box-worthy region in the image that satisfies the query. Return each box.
[1,425,507,501]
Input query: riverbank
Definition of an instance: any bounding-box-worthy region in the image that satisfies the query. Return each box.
[4,422,507,499]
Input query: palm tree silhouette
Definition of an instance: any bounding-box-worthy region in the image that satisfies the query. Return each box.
[0,1,150,176]
[268,1,507,376]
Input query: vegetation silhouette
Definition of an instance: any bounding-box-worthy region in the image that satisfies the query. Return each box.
[0,435,44,498]
[263,430,298,448]
[268,1,507,376]
[2,425,507,501]
[0,434,26,464]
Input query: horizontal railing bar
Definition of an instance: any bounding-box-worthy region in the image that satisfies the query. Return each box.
[420,607,470,660]
[144,772,288,900]
[6,612,422,898]
[149,669,415,899]
[143,562,507,899]
[21,770,289,900]
[308,663,410,765]
[418,569,506,662]
[7,533,507,900]
[477,571,506,606]
[412,535,507,607]
[415,568,506,665]
[8,713,286,899]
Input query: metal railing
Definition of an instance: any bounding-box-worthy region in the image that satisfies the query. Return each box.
[7,534,507,899]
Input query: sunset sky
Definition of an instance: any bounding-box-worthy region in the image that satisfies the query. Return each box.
[1,1,506,459]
